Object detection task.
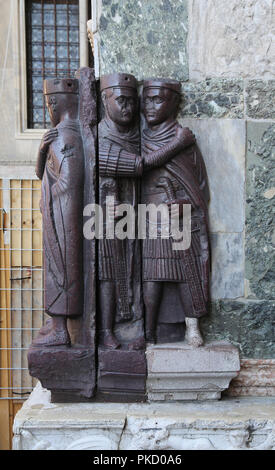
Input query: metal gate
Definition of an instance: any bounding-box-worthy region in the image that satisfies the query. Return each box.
[0,178,44,449]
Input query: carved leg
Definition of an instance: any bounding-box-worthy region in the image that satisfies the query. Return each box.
[32,316,71,347]
[143,281,163,343]
[99,281,121,349]
[178,283,203,347]
[184,318,204,347]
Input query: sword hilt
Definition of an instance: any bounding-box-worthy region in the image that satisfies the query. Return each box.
[156,176,176,202]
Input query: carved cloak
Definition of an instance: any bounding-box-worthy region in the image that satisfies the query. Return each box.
[141,120,210,319]
[41,119,84,317]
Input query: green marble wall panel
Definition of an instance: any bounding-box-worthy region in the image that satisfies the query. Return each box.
[246,122,275,300]
[180,79,244,119]
[246,81,275,119]
[99,0,188,81]
[201,300,275,359]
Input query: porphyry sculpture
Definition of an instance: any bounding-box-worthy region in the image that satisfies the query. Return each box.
[33,78,84,348]
[28,70,211,403]
[97,73,146,401]
[98,73,144,351]
[141,79,210,347]
[28,69,98,402]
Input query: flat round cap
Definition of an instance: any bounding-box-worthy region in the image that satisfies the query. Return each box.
[100,73,137,92]
[43,78,79,95]
[143,78,181,95]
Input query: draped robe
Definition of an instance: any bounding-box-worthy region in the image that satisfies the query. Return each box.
[141,119,210,320]
[41,119,84,317]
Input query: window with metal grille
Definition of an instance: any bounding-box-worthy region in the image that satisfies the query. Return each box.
[25,0,81,129]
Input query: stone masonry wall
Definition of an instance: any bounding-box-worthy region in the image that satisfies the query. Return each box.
[0,0,274,362]
[96,0,275,360]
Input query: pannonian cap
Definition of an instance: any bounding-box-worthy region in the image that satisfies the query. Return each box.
[43,78,79,95]
[100,73,137,92]
[143,78,181,95]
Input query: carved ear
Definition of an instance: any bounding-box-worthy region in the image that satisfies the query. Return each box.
[101,91,107,107]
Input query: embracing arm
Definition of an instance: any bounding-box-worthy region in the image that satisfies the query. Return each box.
[99,141,143,178]
[143,126,195,171]
[99,126,195,178]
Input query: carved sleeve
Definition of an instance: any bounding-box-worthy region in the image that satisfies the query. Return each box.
[99,142,143,178]
[143,137,187,171]
[35,145,47,180]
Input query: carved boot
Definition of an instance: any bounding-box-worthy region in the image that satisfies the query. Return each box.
[32,316,71,347]
[185,317,203,347]
[99,329,121,350]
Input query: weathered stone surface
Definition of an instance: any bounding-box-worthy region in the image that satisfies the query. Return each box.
[201,300,275,358]
[97,349,146,402]
[0,67,41,164]
[210,233,244,300]
[180,79,244,119]
[99,0,188,81]
[13,384,275,450]
[246,80,275,120]
[227,359,275,397]
[189,0,275,80]
[146,342,240,401]
[246,122,275,299]
[179,119,246,233]
[0,0,13,70]
[28,346,96,401]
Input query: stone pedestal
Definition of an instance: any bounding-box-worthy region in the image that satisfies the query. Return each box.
[97,348,147,402]
[13,383,275,450]
[146,341,240,401]
[28,345,96,401]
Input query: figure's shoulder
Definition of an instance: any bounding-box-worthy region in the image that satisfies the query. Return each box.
[57,121,82,144]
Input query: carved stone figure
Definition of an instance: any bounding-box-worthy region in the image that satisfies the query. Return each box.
[28,69,98,401]
[97,72,146,400]
[33,78,84,347]
[98,73,144,350]
[141,79,210,347]
[27,69,211,403]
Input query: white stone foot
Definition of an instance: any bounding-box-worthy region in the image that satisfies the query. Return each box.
[185,318,203,347]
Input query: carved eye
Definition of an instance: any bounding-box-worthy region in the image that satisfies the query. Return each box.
[154,97,164,104]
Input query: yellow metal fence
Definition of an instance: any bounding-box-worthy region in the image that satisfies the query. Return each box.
[0,179,44,449]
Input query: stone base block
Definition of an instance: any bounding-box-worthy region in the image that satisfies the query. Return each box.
[146,341,240,401]
[28,345,96,401]
[97,348,147,402]
[13,383,275,450]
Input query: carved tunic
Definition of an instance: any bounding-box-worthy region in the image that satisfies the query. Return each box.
[41,119,84,317]
[98,118,142,322]
[141,120,210,317]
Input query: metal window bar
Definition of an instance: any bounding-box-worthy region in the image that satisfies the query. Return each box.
[0,179,44,400]
[25,0,80,129]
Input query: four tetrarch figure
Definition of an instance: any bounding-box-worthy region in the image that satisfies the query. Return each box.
[28,69,210,402]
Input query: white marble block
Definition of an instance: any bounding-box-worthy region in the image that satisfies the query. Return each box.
[13,384,275,450]
[146,341,240,401]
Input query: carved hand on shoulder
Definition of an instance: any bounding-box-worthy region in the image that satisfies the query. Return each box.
[175,126,195,148]
[40,128,58,154]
